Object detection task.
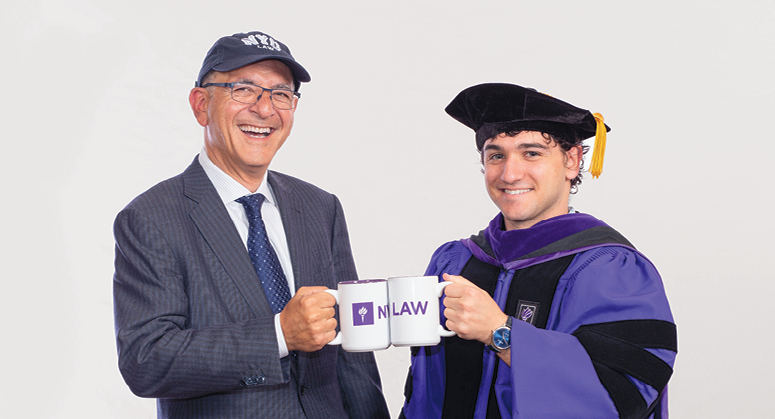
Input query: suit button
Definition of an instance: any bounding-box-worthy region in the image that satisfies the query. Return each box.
[241,375,266,386]
[300,385,307,395]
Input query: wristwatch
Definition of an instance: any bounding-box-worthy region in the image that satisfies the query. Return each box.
[487,316,512,353]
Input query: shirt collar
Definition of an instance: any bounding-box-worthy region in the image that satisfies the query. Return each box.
[198,147,276,206]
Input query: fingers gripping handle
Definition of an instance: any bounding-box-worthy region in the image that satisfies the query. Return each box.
[436,281,452,297]
[437,281,457,337]
[438,325,457,337]
[324,289,343,345]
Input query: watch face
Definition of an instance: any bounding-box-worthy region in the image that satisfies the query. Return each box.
[493,328,511,350]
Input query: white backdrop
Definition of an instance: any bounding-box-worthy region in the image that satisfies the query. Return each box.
[2,0,774,417]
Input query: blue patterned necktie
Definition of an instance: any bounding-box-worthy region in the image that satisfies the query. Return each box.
[236,193,292,314]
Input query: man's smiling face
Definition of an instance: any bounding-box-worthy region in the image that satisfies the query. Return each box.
[482,131,581,230]
[193,59,296,190]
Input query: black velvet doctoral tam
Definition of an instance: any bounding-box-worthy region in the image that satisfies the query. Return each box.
[445,83,611,150]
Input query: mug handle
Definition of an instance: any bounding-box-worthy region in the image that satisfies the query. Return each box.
[436,281,457,337]
[324,289,343,345]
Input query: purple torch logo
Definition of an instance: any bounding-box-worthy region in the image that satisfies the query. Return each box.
[352,302,374,326]
[520,306,534,322]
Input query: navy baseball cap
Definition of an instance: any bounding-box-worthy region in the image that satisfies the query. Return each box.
[195,31,311,89]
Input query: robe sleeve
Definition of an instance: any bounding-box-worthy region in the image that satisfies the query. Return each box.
[424,241,469,277]
[502,246,676,418]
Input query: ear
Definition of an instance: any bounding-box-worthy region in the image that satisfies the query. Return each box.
[565,145,583,180]
[189,87,210,127]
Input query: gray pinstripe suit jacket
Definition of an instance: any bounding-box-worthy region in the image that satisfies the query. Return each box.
[113,157,389,418]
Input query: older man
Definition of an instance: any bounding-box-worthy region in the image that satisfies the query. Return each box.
[400,83,677,418]
[113,31,389,418]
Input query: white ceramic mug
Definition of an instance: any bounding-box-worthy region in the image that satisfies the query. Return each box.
[325,279,390,352]
[387,275,456,346]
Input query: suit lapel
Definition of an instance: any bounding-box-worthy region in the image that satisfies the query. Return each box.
[268,171,311,290]
[182,159,273,316]
[269,171,324,382]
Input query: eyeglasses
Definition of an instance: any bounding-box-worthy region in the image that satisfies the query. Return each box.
[201,82,301,110]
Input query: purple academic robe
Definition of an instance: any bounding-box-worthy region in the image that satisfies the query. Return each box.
[401,213,676,419]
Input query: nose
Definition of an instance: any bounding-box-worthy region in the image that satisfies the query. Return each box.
[500,158,524,183]
[250,90,275,117]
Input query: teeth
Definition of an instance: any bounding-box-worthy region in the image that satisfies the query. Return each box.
[240,126,271,134]
[504,189,530,195]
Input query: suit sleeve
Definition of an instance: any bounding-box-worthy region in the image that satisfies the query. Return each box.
[113,206,285,399]
[328,196,390,418]
[501,247,676,418]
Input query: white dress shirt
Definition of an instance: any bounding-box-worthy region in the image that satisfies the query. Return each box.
[198,148,293,358]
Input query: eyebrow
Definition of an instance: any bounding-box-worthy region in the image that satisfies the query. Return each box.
[483,144,503,153]
[235,79,293,90]
[517,142,550,150]
[483,142,549,153]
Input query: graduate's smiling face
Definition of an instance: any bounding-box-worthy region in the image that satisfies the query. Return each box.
[482,131,581,230]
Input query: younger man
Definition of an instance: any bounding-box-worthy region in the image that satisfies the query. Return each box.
[400,83,677,418]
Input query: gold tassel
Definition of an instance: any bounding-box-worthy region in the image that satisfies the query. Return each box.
[589,113,606,179]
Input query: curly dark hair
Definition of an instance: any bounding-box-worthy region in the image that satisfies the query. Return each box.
[479,130,590,194]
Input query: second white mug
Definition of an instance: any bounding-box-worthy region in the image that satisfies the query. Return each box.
[388,275,456,347]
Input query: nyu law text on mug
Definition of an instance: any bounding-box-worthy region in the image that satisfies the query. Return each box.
[388,275,456,347]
